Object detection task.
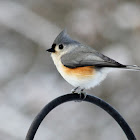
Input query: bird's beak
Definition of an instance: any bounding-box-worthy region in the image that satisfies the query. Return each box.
[46,48,55,53]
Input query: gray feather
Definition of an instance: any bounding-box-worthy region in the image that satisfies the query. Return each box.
[53,30,139,70]
[61,45,125,68]
[124,65,140,71]
[53,29,80,45]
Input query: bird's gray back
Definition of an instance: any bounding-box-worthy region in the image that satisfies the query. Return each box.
[61,44,125,68]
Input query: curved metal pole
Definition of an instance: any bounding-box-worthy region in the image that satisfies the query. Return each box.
[25,93,137,140]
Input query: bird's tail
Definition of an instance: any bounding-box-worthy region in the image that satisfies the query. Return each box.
[123,65,140,71]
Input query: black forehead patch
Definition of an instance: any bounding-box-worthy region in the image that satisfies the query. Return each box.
[51,43,56,49]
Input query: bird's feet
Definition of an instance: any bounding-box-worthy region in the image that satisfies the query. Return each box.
[71,86,80,94]
[71,87,87,101]
[80,88,87,100]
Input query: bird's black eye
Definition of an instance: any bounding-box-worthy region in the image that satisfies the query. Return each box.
[59,44,64,50]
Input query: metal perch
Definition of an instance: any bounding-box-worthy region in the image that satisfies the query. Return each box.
[25,93,137,140]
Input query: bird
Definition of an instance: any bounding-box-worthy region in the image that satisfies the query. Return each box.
[47,29,140,97]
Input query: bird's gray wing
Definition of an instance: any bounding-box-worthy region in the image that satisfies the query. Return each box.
[61,49,125,68]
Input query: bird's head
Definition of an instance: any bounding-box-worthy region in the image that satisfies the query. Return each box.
[46,29,80,56]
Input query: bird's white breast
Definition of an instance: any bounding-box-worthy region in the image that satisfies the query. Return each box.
[51,53,109,89]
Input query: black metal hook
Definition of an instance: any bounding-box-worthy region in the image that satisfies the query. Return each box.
[25,93,137,140]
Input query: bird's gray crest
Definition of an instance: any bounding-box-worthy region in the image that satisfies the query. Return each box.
[53,29,80,45]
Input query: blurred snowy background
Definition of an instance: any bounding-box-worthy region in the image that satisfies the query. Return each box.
[0,0,140,140]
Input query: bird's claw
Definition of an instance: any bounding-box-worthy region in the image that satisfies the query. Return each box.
[79,89,87,100]
[71,86,79,94]
[71,88,87,102]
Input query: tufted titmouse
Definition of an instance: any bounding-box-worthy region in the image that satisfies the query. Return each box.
[47,30,140,95]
